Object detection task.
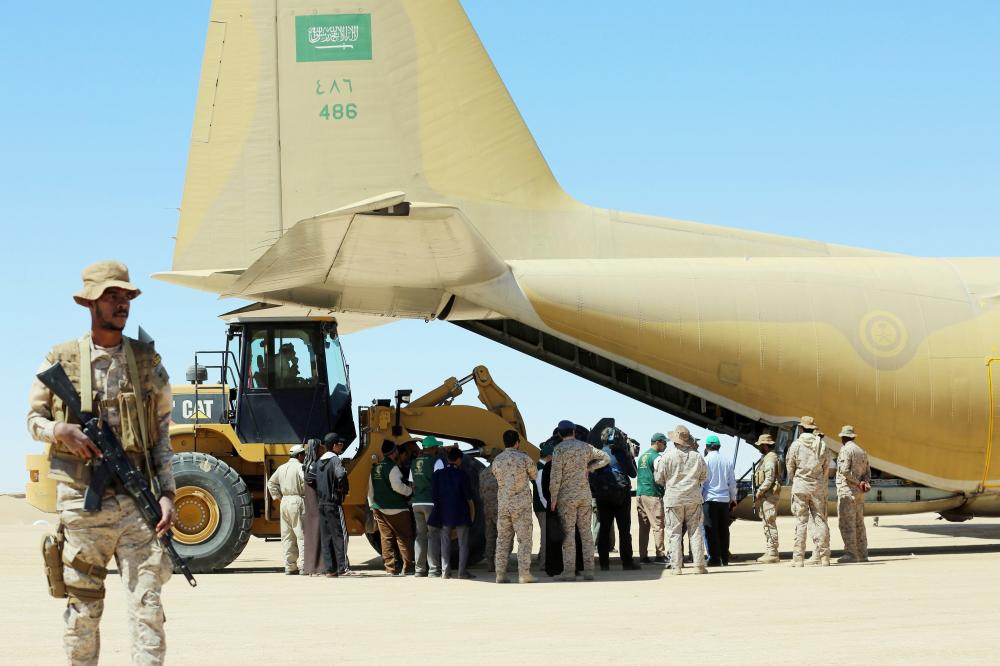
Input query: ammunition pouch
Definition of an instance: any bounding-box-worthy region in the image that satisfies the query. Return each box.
[41,526,66,599]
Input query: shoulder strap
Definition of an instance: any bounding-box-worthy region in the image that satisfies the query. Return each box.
[77,336,92,414]
[123,337,159,494]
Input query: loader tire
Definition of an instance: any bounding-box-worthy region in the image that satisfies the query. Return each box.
[170,452,253,573]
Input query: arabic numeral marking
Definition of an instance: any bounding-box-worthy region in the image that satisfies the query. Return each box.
[319,103,359,121]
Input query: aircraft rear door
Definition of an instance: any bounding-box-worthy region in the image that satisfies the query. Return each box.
[985,358,1000,489]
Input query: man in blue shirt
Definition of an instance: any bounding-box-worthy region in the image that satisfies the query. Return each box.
[429,447,477,579]
[702,435,737,566]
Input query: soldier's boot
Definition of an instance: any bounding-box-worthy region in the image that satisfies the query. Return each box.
[518,573,538,584]
[559,572,576,582]
[819,555,831,566]
[756,552,780,564]
[495,573,509,584]
[805,551,820,565]
[837,553,858,564]
[582,571,595,581]
[791,556,804,568]
[694,566,708,574]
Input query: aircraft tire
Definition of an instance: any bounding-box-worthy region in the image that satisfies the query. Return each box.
[170,452,253,573]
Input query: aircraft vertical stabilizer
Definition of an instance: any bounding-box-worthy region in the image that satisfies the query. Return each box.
[174,0,571,274]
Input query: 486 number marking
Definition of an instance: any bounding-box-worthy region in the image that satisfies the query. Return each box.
[319,103,358,120]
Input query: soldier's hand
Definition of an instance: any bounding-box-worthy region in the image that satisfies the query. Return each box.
[156,495,176,537]
[53,422,102,459]
[550,499,557,512]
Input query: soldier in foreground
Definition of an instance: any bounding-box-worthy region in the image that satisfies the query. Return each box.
[267,444,306,574]
[491,430,537,583]
[836,425,872,563]
[753,433,781,563]
[654,425,708,575]
[27,261,175,665]
[549,420,610,581]
[786,416,831,566]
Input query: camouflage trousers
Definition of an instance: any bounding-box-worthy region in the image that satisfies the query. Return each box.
[636,496,665,558]
[558,498,595,574]
[792,491,829,559]
[60,494,170,666]
[759,492,779,555]
[665,502,706,572]
[495,503,533,577]
[483,503,498,568]
[279,495,305,573]
[838,492,868,559]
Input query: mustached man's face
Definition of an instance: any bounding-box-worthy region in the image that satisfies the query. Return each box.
[91,287,132,331]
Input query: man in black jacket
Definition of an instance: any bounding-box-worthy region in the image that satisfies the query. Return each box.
[316,436,355,577]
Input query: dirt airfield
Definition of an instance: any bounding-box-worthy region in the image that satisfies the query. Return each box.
[2,495,998,665]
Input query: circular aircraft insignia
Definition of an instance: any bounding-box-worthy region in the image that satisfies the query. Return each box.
[858,311,908,358]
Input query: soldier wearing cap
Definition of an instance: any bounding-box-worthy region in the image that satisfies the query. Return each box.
[785,416,831,566]
[636,433,668,564]
[549,419,610,581]
[653,425,708,574]
[836,425,872,563]
[411,436,445,577]
[753,433,782,563]
[27,261,175,664]
[267,444,307,574]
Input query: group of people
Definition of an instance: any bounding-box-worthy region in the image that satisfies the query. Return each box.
[753,416,872,566]
[271,414,874,583]
[267,432,357,577]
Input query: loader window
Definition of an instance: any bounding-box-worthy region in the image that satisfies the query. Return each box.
[325,335,349,393]
[248,331,269,389]
[274,329,317,388]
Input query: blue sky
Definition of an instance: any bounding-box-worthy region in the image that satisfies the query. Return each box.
[1,2,998,491]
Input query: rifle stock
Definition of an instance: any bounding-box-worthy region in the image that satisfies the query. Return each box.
[37,362,197,588]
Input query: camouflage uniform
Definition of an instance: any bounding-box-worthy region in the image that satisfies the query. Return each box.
[28,335,174,665]
[754,450,781,560]
[267,457,306,573]
[836,440,871,561]
[549,439,610,578]
[786,432,831,564]
[479,467,499,571]
[490,448,537,580]
[653,441,708,574]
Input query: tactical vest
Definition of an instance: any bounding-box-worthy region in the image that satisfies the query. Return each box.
[45,335,161,488]
[370,459,408,510]
[754,451,782,494]
[411,456,435,504]
[636,448,664,497]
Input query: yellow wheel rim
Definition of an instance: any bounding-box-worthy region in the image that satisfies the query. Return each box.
[172,486,221,545]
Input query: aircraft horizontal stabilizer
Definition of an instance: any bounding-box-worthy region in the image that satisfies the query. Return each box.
[223,194,509,318]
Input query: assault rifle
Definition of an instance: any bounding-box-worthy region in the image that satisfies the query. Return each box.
[38,362,197,588]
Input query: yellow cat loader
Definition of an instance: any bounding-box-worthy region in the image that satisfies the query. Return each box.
[26,307,533,572]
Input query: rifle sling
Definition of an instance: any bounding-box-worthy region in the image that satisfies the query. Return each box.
[123,338,158,494]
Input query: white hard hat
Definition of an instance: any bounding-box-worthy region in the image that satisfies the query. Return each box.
[289,444,305,456]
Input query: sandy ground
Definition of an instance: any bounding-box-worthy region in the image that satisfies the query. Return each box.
[2,495,998,665]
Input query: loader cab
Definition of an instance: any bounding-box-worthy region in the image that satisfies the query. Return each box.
[230,319,356,445]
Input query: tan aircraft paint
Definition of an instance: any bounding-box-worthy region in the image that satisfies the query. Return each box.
[160,0,1000,499]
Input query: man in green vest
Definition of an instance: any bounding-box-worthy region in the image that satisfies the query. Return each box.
[368,440,415,575]
[411,436,445,577]
[27,261,175,665]
[636,433,668,564]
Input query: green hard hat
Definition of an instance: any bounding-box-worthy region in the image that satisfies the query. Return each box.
[650,432,668,443]
[705,435,721,447]
[421,436,443,449]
